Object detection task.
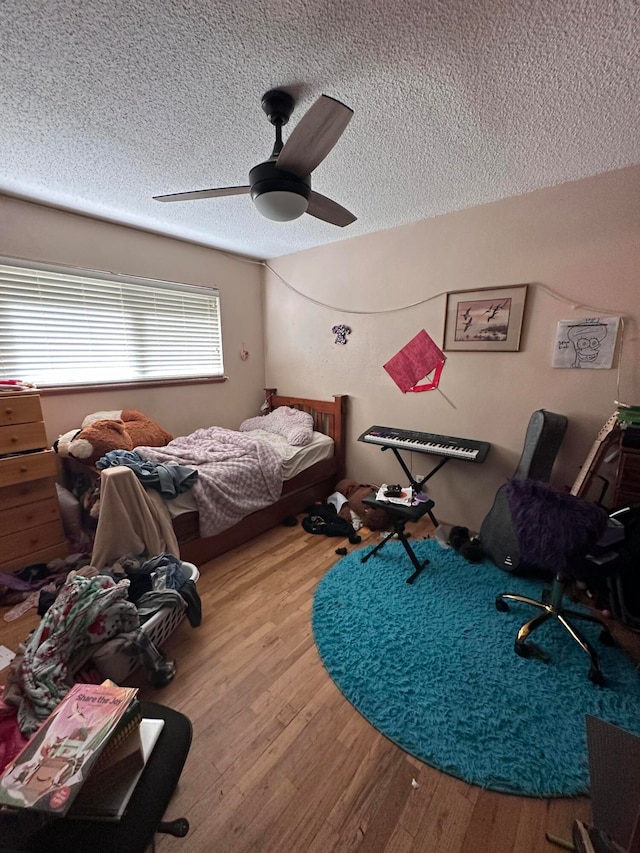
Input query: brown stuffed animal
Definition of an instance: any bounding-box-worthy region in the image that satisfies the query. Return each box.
[335,479,391,531]
[54,409,173,467]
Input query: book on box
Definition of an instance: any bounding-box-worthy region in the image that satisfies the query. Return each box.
[0,681,138,816]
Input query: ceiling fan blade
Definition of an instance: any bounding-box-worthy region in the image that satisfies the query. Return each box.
[153,186,250,202]
[307,191,357,227]
[276,95,353,177]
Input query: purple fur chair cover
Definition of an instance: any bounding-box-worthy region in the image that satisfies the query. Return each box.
[506,479,607,574]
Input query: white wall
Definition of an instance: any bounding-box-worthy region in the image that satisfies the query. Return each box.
[264,166,640,531]
[0,195,267,444]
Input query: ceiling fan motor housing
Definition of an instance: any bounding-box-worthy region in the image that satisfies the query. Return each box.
[249,160,311,220]
[250,161,310,198]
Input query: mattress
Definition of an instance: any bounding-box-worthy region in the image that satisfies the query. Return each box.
[164,430,334,519]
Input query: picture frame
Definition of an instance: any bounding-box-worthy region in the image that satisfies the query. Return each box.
[443,284,528,352]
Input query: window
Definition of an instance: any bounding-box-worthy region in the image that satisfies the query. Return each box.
[0,259,224,388]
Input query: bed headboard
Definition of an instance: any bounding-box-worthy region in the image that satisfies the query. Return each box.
[265,388,347,481]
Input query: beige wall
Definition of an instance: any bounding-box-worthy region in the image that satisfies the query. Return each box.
[0,195,267,444]
[264,165,640,531]
[3,167,638,534]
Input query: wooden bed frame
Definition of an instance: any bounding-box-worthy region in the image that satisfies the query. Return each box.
[174,389,347,564]
[63,389,347,567]
[62,388,347,566]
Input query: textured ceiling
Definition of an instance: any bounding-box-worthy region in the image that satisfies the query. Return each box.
[2,0,639,259]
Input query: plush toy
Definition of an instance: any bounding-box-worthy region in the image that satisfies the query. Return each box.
[334,479,392,531]
[54,409,173,467]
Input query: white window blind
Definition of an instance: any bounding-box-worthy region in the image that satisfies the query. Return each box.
[0,259,224,387]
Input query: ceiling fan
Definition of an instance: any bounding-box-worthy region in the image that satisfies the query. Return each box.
[153,89,356,227]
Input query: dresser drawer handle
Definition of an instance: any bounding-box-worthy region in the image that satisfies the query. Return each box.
[25,513,34,521]
[4,408,13,415]
[20,466,28,473]
[10,435,18,443]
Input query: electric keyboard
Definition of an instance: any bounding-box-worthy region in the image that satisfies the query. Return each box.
[358,425,491,463]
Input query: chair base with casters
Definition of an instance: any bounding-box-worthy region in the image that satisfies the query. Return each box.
[495,572,617,685]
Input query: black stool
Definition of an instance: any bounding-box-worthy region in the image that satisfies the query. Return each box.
[360,495,438,584]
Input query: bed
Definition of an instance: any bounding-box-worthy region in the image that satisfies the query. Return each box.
[63,389,347,566]
[169,389,347,563]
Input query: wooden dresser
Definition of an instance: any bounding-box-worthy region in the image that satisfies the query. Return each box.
[0,393,68,572]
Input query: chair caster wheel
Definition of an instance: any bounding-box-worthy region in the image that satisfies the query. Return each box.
[495,598,509,612]
[515,641,550,662]
[158,817,190,837]
[599,629,617,647]
[588,668,605,686]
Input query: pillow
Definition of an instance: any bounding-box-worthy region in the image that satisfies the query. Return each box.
[239,406,314,446]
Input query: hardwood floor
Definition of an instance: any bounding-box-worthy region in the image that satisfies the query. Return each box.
[2,517,620,852]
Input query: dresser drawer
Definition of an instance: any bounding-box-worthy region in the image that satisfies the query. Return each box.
[0,541,68,573]
[0,394,42,427]
[0,450,58,488]
[0,520,67,565]
[0,478,58,513]
[0,420,48,455]
[1,496,64,536]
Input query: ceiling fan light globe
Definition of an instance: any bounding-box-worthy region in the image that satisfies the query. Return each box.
[252,190,309,221]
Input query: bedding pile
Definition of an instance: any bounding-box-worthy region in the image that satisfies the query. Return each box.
[136,426,284,536]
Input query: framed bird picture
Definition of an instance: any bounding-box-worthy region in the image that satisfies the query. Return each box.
[443,284,528,352]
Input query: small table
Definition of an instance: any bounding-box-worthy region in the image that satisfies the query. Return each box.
[360,495,438,584]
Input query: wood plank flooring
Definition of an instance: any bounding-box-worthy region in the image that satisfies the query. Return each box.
[5,516,634,852]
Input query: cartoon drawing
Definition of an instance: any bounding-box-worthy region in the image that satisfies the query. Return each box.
[567,323,608,367]
[552,317,620,369]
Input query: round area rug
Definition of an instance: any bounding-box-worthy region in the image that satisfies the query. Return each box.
[312,538,640,797]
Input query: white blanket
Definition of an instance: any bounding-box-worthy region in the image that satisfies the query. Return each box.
[136,427,283,537]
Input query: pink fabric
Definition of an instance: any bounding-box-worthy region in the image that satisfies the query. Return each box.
[384,329,446,393]
[137,427,283,537]
[0,691,27,772]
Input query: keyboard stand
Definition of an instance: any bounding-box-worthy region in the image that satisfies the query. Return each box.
[360,495,438,584]
[378,445,449,492]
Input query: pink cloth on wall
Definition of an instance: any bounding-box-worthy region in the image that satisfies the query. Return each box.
[383,330,446,393]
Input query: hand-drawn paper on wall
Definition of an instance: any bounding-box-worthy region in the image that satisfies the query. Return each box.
[384,330,446,393]
[552,317,620,369]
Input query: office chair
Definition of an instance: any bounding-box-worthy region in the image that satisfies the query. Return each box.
[494,477,616,685]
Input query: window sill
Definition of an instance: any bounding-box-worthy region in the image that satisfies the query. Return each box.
[38,376,228,395]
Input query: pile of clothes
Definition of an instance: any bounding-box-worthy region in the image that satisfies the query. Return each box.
[0,551,202,760]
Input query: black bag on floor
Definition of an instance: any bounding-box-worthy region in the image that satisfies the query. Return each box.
[302,504,361,544]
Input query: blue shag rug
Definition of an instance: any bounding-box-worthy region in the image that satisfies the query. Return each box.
[312,538,640,797]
